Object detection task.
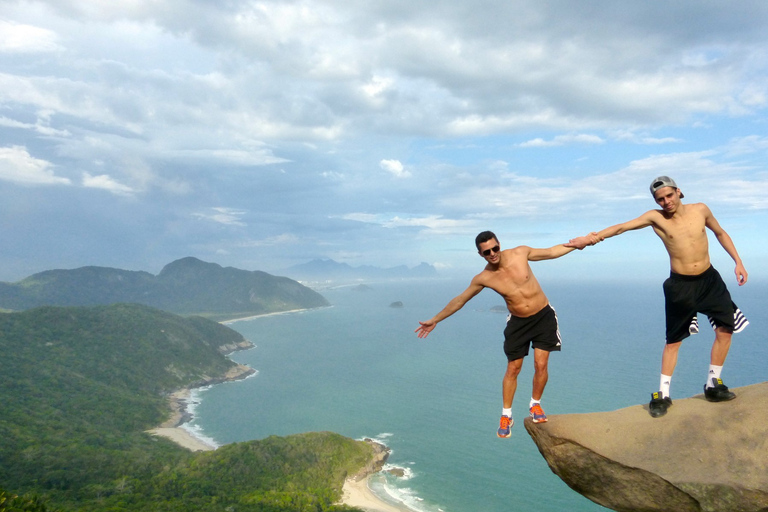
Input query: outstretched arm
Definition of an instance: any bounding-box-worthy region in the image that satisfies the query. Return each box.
[415,279,484,338]
[566,212,656,248]
[527,243,577,261]
[704,207,748,285]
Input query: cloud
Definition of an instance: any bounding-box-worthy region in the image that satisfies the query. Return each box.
[192,207,247,227]
[380,159,411,178]
[0,19,61,53]
[518,133,605,148]
[1,1,767,280]
[0,146,71,185]
[82,172,135,196]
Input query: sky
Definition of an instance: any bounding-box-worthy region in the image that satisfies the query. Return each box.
[1,0,768,284]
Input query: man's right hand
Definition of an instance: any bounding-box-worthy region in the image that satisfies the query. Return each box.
[415,320,436,338]
[565,232,600,249]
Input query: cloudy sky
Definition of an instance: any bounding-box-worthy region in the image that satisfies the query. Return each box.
[2,0,767,284]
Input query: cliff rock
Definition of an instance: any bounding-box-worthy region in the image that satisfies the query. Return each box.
[525,382,768,512]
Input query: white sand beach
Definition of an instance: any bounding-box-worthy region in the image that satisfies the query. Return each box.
[341,476,412,512]
[147,427,216,451]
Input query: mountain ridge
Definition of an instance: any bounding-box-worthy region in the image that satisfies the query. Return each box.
[284,258,437,282]
[0,257,329,320]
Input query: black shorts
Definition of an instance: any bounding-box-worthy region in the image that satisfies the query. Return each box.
[503,304,562,361]
[663,266,748,344]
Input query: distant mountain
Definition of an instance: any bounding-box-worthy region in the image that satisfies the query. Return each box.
[284,258,437,281]
[0,257,329,319]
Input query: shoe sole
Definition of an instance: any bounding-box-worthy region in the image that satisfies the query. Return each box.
[704,394,736,402]
[531,416,548,423]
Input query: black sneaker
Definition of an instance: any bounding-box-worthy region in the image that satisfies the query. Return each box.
[704,378,736,402]
[649,391,672,418]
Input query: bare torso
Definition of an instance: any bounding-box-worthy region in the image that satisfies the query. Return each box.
[649,203,711,275]
[476,247,549,317]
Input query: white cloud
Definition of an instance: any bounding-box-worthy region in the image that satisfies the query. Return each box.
[82,172,135,196]
[0,20,60,53]
[380,159,411,178]
[0,146,70,185]
[518,133,605,148]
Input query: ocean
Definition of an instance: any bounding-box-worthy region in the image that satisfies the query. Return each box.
[185,276,766,512]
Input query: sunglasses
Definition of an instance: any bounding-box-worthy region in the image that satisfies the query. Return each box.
[481,245,500,256]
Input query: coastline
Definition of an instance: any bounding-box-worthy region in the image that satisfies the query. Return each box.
[146,363,254,450]
[341,475,413,512]
[147,388,411,512]
[146,332,411,512]
[221,305,333,324]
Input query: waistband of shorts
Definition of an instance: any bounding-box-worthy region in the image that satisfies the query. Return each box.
[507,303,554,321]
[669,265,716,281]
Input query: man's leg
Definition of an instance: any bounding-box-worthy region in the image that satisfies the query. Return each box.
[649,341,679,418]
[531,348,550,401]
[710,326,732,366]
[502,358,523,408]
[704,327,736,401]
[529,349,550,423]
[498,358,523,438]
[660,341,681,377]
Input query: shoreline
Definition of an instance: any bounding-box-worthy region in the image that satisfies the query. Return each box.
[146,363,254,450]
[147,332,411,512]
[148,390,412,512]
[221,305,334,324]
[341,475,413,512]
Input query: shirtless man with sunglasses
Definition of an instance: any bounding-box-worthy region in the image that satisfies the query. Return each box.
[415,230,593,437]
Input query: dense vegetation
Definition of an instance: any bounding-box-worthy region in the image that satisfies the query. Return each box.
[0,304,371,511]
[0,257,330,320]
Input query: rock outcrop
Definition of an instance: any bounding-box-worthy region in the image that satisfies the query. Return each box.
[348,438,391,481]
[525,382,768,512]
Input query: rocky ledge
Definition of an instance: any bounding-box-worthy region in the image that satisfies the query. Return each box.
[525,381,768,512]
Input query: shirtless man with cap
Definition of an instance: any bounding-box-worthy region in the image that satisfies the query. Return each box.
[568,176,749,417]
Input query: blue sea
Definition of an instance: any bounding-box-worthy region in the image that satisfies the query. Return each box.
[185,277,766,512]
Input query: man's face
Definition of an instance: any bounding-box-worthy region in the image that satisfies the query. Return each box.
[654,187,681,213]
[478,238,501,264]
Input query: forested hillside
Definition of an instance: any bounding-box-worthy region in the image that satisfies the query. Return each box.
[0,257,330,320]
[0,304,372,511]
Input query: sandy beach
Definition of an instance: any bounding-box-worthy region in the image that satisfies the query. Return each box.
[221,307,314,324]
[147,426,216,451]
[341,476,412,512]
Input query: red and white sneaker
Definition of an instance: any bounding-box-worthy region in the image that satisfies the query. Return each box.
[529,403,548,423]
[497,415,513,437]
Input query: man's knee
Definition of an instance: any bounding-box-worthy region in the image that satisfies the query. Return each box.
[715,326,733,339]
[505,359,523,377]
[533,358,548,373]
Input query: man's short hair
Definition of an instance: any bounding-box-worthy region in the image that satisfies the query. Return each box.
[475,231,498,250]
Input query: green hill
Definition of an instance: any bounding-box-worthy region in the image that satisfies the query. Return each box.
[0,257,330,320]
[0,304,373,512]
